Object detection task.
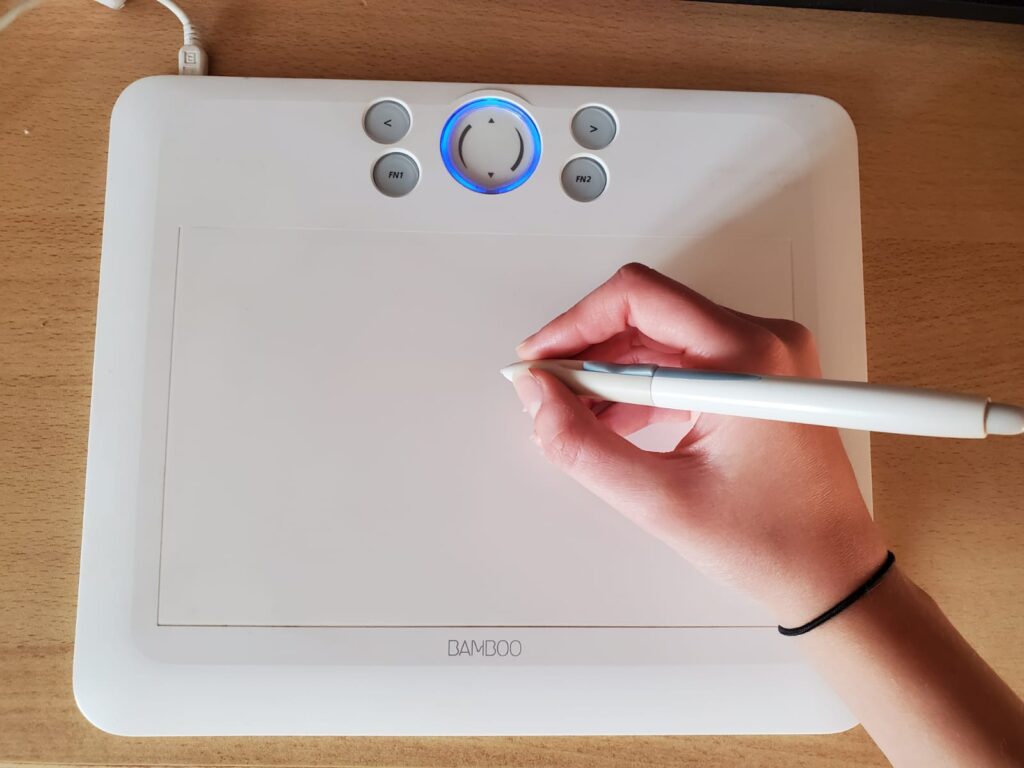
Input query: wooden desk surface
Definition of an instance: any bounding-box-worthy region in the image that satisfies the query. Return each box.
[1,1,1022,765]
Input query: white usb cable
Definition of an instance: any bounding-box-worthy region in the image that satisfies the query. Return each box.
[0,0,43,32]
[94,0,208,75]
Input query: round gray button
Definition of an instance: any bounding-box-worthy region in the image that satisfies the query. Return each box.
[364,100,411,144]
[561,157,607,202]
[372,152,419,197]
[571,106,616,150]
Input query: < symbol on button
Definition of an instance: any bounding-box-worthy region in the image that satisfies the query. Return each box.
[364,100,411,144]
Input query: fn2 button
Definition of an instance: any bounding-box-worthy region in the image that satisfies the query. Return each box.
[561,156,607,202]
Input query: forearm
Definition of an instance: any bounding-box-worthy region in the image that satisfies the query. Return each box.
[796,566,1024,767]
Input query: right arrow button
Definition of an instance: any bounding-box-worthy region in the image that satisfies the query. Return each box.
[571,105,617,150]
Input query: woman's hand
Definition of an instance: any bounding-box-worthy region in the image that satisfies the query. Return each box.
[512,263,887,625]
[512,263,1024,767]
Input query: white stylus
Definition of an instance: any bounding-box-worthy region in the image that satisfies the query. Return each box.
[500,359,1024,438]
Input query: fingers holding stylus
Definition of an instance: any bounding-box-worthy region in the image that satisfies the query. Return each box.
[529,328,694,435]
[595,402,694,437]
[516,263,771,368]
[512,369,670,512]
[724,310,820,376]
[571,330,684,369]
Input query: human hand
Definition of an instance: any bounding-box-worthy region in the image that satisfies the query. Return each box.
[512,263,888,625]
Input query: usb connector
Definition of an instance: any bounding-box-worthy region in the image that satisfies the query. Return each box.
[94,0,208,75]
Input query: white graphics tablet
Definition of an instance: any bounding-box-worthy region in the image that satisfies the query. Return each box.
[74,76,870,736]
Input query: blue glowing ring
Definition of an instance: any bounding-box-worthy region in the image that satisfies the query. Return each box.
[440,97,542,195]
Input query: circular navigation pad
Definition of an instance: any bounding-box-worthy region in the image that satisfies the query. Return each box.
[440,97,541,194]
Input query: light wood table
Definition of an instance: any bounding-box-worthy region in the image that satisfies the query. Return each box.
[1,1,1021,765]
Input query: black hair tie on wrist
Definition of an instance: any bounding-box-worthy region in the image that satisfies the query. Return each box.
[778,551,896,637]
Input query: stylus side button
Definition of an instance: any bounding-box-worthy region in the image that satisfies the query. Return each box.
[582,361,656,377]
[372,152,420,197]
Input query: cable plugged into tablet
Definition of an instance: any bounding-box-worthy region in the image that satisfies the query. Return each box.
[94,0,207,75]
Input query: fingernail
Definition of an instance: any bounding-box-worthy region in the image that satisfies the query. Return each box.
[512,372,542,418]
[515,334,535,357]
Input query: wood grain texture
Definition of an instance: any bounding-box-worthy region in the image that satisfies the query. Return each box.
[1,0,1021,765]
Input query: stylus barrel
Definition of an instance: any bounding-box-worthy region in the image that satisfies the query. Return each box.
[649,369,992,438]
[501,360,1024,438]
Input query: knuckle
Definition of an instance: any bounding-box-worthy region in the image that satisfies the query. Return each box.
[543,427,585,471]
[750,320,818,374]
[779,320,816,352]
[774,321,819,373]
[536,402,586,470]
[754,326,789,366]
[614,262,651,285]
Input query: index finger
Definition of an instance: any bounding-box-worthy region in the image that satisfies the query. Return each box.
[516,263,768,365]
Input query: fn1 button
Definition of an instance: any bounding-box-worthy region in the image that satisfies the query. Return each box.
[561,156,607,202]
[372,152,420,197]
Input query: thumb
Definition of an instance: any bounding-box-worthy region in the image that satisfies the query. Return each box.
[512,369,666,513]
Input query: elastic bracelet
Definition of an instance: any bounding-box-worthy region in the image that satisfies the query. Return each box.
[778,551,896,637]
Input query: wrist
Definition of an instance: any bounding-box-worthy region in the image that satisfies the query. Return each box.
[778,550,895,635]
[793,565,1024,766]
[764,518,890,628]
